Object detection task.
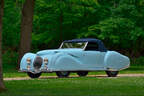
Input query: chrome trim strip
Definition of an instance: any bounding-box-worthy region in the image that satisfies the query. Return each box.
[59,42,63,49]
[83,42,88,50]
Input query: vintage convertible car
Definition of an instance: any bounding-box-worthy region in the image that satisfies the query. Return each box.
[20,38,130,78]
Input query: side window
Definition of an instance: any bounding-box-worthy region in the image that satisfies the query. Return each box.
[85,42,99,51]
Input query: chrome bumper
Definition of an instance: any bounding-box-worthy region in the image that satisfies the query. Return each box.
[19,69,53,73]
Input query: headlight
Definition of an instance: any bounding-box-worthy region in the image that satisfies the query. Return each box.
[27,65,30,70]
[44,58,48,64]
[26,58,31,64]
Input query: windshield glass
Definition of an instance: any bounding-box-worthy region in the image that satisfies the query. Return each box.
[60,42,87,49]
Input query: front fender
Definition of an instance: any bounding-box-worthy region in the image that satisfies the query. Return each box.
[20,53,36,70]
[49,53,82,71]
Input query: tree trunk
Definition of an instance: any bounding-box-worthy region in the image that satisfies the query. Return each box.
[0,0,6,92]
[59,0,63,42]
[18,0,35,69]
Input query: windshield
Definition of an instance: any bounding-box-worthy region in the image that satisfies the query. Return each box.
[60,42,87,49]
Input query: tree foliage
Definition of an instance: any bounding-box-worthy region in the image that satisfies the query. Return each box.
[2,0,144,67]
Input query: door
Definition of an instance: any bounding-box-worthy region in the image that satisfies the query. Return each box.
[83,51,106,68]
[82,42,106,69]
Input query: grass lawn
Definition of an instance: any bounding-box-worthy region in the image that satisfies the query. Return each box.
[1,65,144,96]
[0,77,144,96]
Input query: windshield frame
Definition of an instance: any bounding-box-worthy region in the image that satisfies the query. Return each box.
[59,42,88,50]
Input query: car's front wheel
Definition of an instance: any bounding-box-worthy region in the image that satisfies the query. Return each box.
[56,71,70,78]
[27,72,41,78]
[77,71,88,77]
[105,71,119,77]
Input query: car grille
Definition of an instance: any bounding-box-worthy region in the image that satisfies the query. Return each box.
[33,56,43,70]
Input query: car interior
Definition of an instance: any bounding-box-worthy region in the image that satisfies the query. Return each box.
[85,42,99,51]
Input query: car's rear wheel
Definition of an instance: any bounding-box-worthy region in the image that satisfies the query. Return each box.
[105,71,119,77]
[27,72,41,78]
[77,71,88,77]
[56,71,70,78]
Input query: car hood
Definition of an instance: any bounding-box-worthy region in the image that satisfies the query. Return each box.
[36,48,83,56]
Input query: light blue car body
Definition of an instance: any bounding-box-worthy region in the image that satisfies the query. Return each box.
[20,48,130,73]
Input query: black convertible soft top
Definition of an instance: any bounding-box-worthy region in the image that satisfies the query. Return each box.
[63,38,101,43]
[63,38,107,52]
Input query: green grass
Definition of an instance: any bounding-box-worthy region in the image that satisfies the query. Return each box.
[1,77,144,96]
[1,65,144,96]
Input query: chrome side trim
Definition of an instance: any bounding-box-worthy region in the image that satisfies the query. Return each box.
[83,42,88,50]
[59,42,63,49]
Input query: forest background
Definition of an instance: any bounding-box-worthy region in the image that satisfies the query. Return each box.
[2,0,144,70]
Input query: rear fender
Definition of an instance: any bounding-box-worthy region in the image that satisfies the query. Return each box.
[104,51,130,71]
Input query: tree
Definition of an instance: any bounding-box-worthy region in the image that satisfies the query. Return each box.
[18,0,35,68]
[0,0,6,92]
[59,0,63,42]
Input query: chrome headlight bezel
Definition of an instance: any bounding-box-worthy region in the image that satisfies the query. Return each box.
[26,58,31,64]
[44,58,48,64]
